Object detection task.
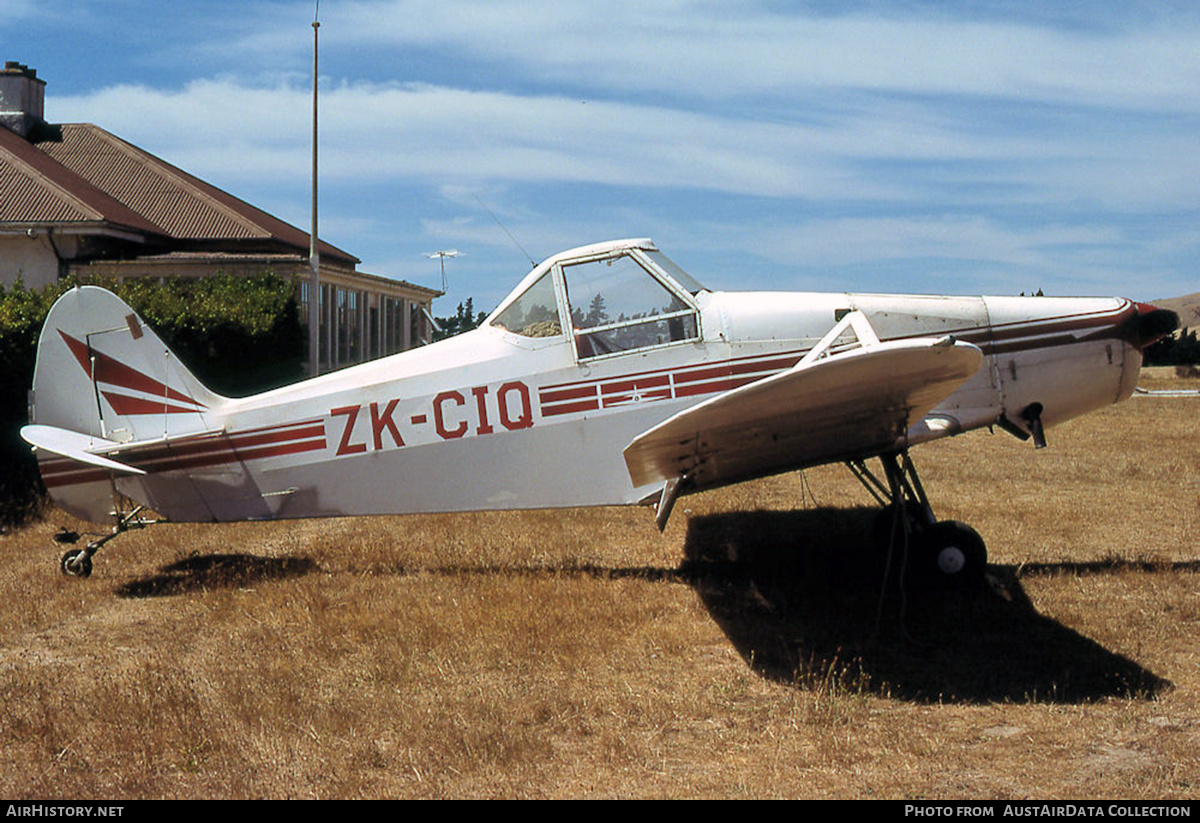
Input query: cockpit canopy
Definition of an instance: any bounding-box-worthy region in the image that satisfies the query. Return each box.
[489,239,705,360]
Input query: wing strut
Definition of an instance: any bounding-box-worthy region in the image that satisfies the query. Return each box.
[655,476,685,532]
[796,309,880,367]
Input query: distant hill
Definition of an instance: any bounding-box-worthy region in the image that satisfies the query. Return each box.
[1155,292,1200,329]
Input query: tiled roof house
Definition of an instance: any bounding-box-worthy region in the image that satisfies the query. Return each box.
[0,61,440,372]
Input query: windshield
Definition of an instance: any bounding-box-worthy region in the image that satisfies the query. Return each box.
[490,272,562,337]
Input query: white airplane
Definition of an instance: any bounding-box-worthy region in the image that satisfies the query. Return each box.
[21,238,1177,583]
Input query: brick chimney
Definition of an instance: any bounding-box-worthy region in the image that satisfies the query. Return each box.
[0,62,46,138]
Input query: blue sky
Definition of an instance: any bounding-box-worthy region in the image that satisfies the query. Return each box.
[9,1,1200,312]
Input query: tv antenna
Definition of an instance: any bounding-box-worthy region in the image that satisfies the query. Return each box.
[424,249,460,292]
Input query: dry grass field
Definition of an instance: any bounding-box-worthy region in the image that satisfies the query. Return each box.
[0,370,1196,799]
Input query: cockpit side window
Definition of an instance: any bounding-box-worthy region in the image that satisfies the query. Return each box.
[491,272,563,337]
[564,254,699,359]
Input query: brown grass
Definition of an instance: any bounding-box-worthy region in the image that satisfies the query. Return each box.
[1152,292,1200,329]
[0,371,1196,799]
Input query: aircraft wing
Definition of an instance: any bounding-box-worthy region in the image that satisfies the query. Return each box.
[622,336,983,499]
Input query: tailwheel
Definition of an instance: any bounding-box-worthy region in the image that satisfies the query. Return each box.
[53,503,152,579]
[60,547,94,578]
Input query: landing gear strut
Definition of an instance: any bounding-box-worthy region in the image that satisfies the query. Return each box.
[848,451,987,589]
[55,504,152,579]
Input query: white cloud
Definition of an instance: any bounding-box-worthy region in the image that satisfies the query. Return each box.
[325,1,1200,110]
[758,216,1122,269]
[52,73,1197,218]
[52,79,855,197]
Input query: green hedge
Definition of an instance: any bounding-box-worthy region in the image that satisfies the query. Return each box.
[0,273,304,528]
[112,274,305,395]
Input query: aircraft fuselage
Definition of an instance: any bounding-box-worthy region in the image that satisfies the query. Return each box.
[31,239,1161,525]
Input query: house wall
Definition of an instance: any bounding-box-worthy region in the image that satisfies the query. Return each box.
[0,233,62,288]
[301,279,428,373]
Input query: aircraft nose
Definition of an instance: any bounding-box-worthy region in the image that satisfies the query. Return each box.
[1123,301,1179,351]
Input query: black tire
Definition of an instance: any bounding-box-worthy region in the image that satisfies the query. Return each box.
[60,548,93,578]
[912,520,987,588]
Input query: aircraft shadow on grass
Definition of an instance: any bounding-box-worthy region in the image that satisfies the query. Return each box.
[112,505,1178,704]
[679,507,1175,704]
[115,553,318,598]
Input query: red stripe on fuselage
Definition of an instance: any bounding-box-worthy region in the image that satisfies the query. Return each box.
[38,420,327,489]
[538,349,806,416]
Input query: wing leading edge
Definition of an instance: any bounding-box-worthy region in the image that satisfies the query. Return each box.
[623,327,984,513]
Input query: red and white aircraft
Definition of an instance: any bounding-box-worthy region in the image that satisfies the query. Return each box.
[22,238,1177,582]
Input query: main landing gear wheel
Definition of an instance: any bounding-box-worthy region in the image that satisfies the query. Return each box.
[851,451,989,592]
[60,548,94,578]
[912,520,986,588]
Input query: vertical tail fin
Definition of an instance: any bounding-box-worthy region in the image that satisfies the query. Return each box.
[26,286,226,521]
[30,286,223,444]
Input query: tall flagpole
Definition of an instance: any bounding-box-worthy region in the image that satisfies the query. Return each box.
[308,6,321,376]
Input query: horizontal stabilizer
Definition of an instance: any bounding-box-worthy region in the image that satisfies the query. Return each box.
[21,424,147,475]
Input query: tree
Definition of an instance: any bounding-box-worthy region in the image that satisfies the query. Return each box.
[1144,327,1200,366]
[584,293,609,328]
[434,298,487,341]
